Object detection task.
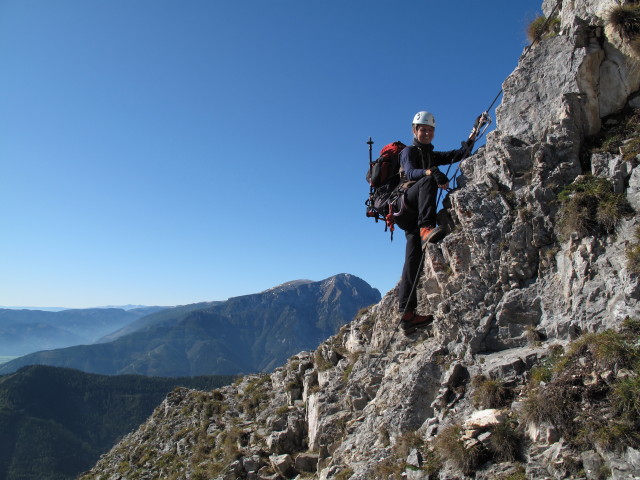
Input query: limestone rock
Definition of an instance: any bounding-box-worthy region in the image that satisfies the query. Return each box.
[463,409,507,429]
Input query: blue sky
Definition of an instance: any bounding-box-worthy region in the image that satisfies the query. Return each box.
[1,0,542,309]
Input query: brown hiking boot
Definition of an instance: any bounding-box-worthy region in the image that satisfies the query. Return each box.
[401,311,434,333]
[420,225,446,246]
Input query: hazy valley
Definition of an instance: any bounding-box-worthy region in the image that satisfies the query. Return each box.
[0,273,380,480]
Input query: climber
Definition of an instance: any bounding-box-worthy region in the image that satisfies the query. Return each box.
[397,110,477,333]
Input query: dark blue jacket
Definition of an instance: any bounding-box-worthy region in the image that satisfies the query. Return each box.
[399,140,468,182]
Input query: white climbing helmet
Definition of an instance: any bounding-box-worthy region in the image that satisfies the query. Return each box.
[412,111,436,128]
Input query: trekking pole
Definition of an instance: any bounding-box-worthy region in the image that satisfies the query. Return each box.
[369,249,426,373]
[367,137,374,189]
[366,137,379,222]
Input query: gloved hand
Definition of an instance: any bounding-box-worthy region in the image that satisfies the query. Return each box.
[432,168,449,186]
[461,138,475,151]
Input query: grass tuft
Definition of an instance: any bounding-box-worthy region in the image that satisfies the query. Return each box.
[371,430,428,478]
[564,329,639,371]
[556,175,633,241]
[488,420,522,462]
[590,108,640,160]
[522,325,640,453]
[471,375,511,409]
[627,226,640,275]
[521,384,574,435]
[608,5,640,40]
[334,466,354,480]
[433,424,482,475]
[613,374,640,418]
[527,15,561,43]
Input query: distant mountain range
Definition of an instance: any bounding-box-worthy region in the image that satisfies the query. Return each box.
[0,306,167,357]
[0,304,154,311]
[0,274,380,376]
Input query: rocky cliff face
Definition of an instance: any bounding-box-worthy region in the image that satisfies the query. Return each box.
[80,0,640,478]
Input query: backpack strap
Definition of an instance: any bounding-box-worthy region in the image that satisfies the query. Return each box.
[398,144,425,179]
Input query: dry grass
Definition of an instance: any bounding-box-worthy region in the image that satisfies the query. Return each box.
[608,5,640,40]
[433,424,483,475]
[522,323,640,452]
[627,226,640,274]
[590,108,640,160]
[471,375,511,409]
[488,420,522,462]
[556,176,632,241]
[527,15,561,43]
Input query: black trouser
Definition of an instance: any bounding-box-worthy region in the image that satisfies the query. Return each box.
[397,175,439,312]
[398,227,421,312]
[404,175,438,229]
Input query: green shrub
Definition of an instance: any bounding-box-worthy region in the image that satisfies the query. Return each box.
[556,176,632,241]
[527,15,561,43]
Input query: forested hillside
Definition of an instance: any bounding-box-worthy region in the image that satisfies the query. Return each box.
[0,365,234,480]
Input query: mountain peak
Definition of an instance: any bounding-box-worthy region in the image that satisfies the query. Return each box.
[261,279,315,293]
